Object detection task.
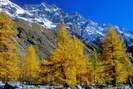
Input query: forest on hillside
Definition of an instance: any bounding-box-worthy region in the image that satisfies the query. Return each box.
[0,12,133,89]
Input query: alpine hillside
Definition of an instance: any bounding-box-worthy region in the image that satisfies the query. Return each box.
[1,0,133,53]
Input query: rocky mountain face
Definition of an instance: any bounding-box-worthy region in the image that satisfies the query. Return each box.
[15,19,56,59]
[0,0,56,28]
[24,3,133,46]
[1,0,133,58]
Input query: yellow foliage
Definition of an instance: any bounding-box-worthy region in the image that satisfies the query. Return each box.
[127,64,133,83]
[72,36,91,84]
[0,12,19,82]
[115,62,127,83]
[56,22,71,45]
[88,48,110,84]
[101,26,131,84]
[40,22,90,86]
[93,62,109,84]
[21,45,40,83]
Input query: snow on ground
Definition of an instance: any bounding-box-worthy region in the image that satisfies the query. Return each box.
[0,82,64,89]
[120,85,132,89]
[0,81,4,86]
[0,82,133,89]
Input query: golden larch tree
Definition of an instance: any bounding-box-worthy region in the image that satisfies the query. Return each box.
[127,63,133,85]
[88,48,110,84]
[101,26,131,86]
[72,36,91,85]
[21,45,40,83]
[40,22,90,88]
[0,12,19,82]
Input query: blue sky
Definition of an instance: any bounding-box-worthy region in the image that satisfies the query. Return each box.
[11,0,133,30]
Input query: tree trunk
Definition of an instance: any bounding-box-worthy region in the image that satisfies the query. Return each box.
[112,66,116,87]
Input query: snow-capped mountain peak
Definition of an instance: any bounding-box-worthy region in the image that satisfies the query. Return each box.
[1,0,133,46]
[0,0,9,3]
[0,0,25,14]
[0,0,55,29]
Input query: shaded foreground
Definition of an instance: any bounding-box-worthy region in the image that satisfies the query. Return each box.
[0,82,133,89]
